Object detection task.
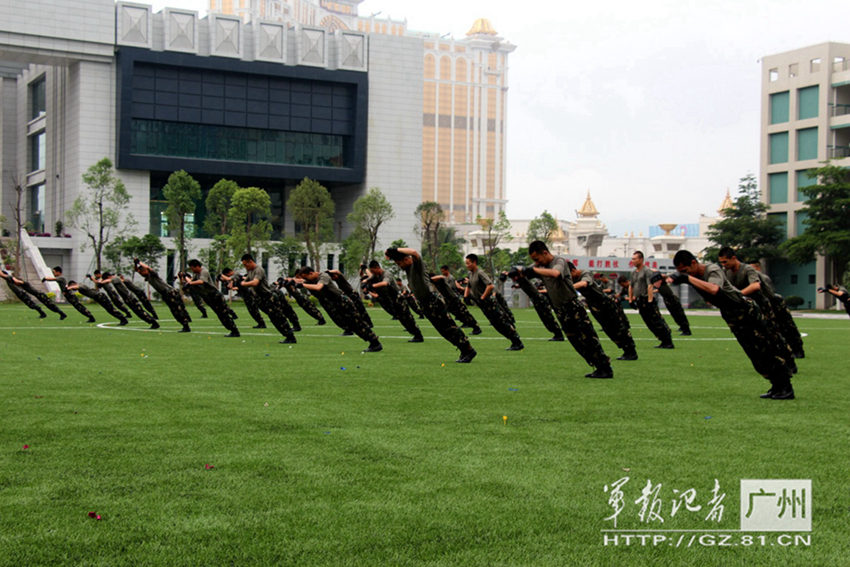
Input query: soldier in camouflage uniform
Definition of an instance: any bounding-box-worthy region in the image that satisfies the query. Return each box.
[101,272,159,329]
[181,278,208,319]
[92,270,132,319]
[464,254,523,351]
[66,280,128,324]
[134,260,192,332]
[526,241,613,378]
[673,250,794,400]
[184,259,239,337]
[505,269,564,341]
[628,251,674,349]
[1,270,66,319]
[571,264,638,360]
[43,266,95,322]
[652,272,691,335]
[237,254,296,344]
[120,275,159,319]
[819,283,850,318]
[718,248,797,374]
[1,270,49,318]
[296,266,382,352]
[748,263,804,358]
[221,267,266,329]
[386,247,475,362]
[269,280,302,332]
[280,277,326,325]
[363,260,423,342]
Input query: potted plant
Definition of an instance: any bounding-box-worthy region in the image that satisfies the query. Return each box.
[55,220,64,237]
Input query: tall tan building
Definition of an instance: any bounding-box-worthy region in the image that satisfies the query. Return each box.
[760,42,850,308]
[207,0,515,224]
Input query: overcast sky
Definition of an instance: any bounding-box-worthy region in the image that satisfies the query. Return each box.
[150,0,850,236]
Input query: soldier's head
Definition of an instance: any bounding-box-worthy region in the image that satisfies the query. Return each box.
[221,267,234,277]
[385,248,413,269]
[188,259,203,274]
[631,251,645,269]
[241,254,257,270]
[617,276,629,288]
[528,240,553,266]
[93,270,102,277]
[440,265,451,277]
[464,254,479,272]
[368,260,383,277]
[298,266,319,282]
[52,266,63,277]
[717,246,740,271]
[673,250,702,277]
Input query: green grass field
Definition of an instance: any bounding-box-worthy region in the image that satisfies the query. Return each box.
[0,301,848,566]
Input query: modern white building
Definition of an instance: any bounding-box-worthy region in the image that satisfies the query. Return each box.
[761,41,850,309]
[0,0,427,281]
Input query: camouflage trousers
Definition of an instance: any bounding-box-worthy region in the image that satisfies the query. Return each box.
[387,294,422,338]
[406,294,425,318]
[274,290,301,331]
[324,294,379,346]
[346,290,373,328]
[755,296,795,366]
[128,286,159,319]
[661,290,690,331]
[83,289,127,323]
[554,298,610,369]
[20,282,64,316]
[289,288,325,324]
[636,297,672,343]
[186,287,208,317]
[720,300,791,386]
[256,291,295,339]
[63,290,94,319]
[476,296,521,344]
[5,281,45,315]
[119,292,157,325]
[441,292,478,328]
[494,293,515,324]
[104,287,132,318]
[528,291,563,338]
[586,295,636,354]
[769,296,803,356]
[419,292,472,353]
[159,286,192,327]
[202,291,238,333]
[242,290,267,327]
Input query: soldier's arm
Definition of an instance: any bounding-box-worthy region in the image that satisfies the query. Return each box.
[573,279,588,290]
[241,278,260,287]
[684,275,719,296]
[396,247,419,259]
[481,283,495,300]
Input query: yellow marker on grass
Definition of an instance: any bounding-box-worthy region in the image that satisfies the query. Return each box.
[503,415,508,425]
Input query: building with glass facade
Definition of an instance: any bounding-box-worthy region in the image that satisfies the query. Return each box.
[761,42,850,308]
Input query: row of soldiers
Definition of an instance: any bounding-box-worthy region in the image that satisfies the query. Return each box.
[1,242,814,399]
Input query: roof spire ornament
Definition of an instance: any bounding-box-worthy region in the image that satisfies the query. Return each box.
[718,188,733,216]
[576,190,599,218]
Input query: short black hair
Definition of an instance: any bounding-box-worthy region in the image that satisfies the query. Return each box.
[528,240,549,254]
[673,250,697,267]
[53,266,62,273]
[221,267,233,275]
[368,260,381,269]
[241,254,254,262]
[93,269,102,275]
[717,246,736,259]
[633,250,644,260]
[617,276,629,285]
[465,253,479,264]
[440,265,450,271]
[300,266,314,275]
[188,259,202,268]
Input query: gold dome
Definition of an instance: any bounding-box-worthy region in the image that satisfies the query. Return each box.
[718,189,733,215]
[466,18,497,36]
[576,190,599,218]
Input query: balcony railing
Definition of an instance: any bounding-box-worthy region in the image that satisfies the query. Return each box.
[827,145,850,159]
[829,103,850,117]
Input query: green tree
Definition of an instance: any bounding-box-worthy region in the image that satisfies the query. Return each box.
[228,186,272,258]
[204,179,239,236]
[414,201,444,271]
[123,234,166,272]
[705,174,785,262]
[162,170,201,271]
[269,235,305,276]
[781,163,850,284]
[340,229,369,274]
[67,157,135,271]
[526,211,558,246]
[347,187,395,263]
[476,211,512,275]
[288,178,335,270]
